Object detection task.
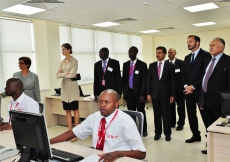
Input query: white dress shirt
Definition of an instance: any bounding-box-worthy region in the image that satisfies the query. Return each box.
[73,109,146,153]
[7,92,39,123]
[157,60,165,79]
[101,58,109,68]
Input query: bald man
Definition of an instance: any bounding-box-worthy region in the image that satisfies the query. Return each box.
[0,78,39,131]
[167,48,185,131]
[50,89,146,161]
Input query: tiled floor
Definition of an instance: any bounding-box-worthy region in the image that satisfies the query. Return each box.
[48,104,207,162]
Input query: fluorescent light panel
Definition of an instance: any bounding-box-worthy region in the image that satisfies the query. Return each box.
[193,22,216,26]
[184,2,219,12]
[93,22,120,27]
[3,4,45,15]
[139,30,160,33]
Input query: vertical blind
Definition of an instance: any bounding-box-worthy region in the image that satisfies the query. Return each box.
[0,19,34,91]
[59,26,142,83]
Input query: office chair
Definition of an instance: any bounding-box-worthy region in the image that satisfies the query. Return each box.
[38,103,44,113]
[122,110,144,137]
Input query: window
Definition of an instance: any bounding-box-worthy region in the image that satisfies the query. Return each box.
[0,19,34,91]
[59,26,142,84]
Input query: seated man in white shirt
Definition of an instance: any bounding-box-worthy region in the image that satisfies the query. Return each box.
[50,89,146,161]
[0,78,39,131]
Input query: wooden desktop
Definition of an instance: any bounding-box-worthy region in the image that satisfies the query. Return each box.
[207,117,230,162]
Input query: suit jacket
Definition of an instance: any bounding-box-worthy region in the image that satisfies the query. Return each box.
[94,58,122,96]
[122,59,148,99]
[2,71,41,102]
[200,54,230,110]
[146,61,176,100]
[183,48,211,92]
[167,58,184,93]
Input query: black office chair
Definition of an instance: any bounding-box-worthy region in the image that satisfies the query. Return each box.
[38,103,44,113]
[122,110,144,137]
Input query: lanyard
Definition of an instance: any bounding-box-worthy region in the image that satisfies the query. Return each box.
[96,109,119,148]
[8,102,19,123]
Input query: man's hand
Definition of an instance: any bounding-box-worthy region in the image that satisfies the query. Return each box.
[58,69,63,73]
[0,123,12,131]
[200,107,204,110]
[183,86,194,95]
[170,97,174,103]
[147,95,152,102]
[98,151,121,162]
[94,96,99,102]
[139,96,145,103]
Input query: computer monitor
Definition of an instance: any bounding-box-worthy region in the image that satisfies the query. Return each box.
[220,92,230,118]
[10,110,52,162]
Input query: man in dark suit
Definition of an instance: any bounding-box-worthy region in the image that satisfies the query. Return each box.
[146,46,176,141]
[122,46,148,137]
[183,35,211,143]
[200,38,230,154]
[94,47,122,102]
[167,48,185,131]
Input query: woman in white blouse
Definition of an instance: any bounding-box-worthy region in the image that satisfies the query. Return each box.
[57,43,80,142]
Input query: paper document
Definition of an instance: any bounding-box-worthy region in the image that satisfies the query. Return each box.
[80,154,100,162]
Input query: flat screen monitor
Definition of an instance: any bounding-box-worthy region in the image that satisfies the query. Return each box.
[220,92,230,118]
[10,110,52,162]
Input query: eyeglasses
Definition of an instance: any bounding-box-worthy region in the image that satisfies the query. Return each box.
[18,62,25,65]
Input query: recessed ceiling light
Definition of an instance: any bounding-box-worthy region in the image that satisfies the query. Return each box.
[3,4,45,15]
[139,30,160,33]
[193,22,216,26]
[184,2,219,12]
[93,22,120,27]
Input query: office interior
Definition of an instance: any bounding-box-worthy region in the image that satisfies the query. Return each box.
[1,0,230,161]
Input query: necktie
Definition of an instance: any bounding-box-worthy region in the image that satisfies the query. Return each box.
[158,62,162,79]
[190,53,195,64]
[103,61,107,73]
[203,57,216,92]
[129,61,134,89]
[96,118,106,150]
[170,61,173,64]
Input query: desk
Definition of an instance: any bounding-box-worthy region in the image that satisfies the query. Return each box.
[45,95,99,127]
[207,118,230,162]
[0,130,143,162]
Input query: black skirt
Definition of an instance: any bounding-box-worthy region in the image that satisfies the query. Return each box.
[62,101,79,110]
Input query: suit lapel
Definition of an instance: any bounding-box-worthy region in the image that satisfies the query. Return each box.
[210,54,226,78]
[23,71,32,88]
[161,62,168,79]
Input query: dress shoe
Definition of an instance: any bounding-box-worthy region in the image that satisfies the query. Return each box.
[176,125,183,131]
[185,136,201,143]
[165,135,171,141]
[143,131,148,137]
[154,134,161,140]
[201,150,207,154]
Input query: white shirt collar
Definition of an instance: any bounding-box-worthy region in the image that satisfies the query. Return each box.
[130,58,137,65]
[169,58,176,64]
[11,92,26,104]
[101,108,118,124]
[158,59,165,65]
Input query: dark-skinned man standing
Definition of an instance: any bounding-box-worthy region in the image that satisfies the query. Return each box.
[50,89,146,162]
[94,47,122,102]
[167,48,185,131]
[122,46,148,137]
[146,46,176,142]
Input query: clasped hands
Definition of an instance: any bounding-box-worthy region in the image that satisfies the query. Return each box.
[58,69,70,75]
[183,85,194,95]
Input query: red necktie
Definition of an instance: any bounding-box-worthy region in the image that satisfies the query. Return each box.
[96,118,106,150]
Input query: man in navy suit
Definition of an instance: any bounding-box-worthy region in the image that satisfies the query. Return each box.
[122,46,148,137]
[94,47,122,102]
[146,46,176,141]
[183,35,211,143]
[200,38,230,154]
[167,48,185,131]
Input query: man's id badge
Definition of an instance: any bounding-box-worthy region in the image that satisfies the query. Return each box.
[102,80,105,86]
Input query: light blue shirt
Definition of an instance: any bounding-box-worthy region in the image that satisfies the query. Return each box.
[202,53,223,90]
[191,48,200,62]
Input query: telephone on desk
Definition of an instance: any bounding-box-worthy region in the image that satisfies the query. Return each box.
[0,146,18,161]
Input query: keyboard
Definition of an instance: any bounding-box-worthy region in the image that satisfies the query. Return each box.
[51,148,84,162]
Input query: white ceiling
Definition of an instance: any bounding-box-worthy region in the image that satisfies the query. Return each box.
[0,0,230,36]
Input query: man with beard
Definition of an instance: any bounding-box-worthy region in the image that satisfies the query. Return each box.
[183,35,211,143]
